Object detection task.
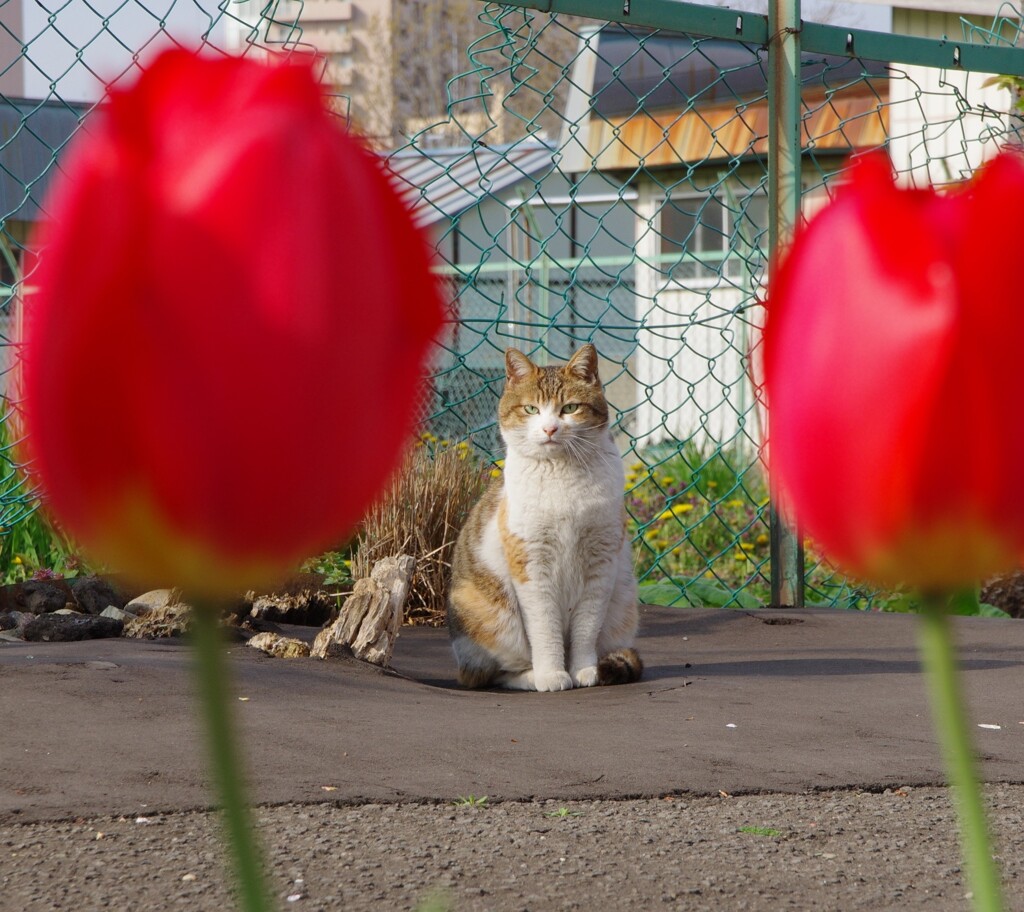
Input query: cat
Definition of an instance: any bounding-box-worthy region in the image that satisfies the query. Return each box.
[447,344,642,691]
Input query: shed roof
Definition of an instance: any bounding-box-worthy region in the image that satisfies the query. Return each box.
[386,140,554,227]
[575,27,890,173]
[0,97,92,222]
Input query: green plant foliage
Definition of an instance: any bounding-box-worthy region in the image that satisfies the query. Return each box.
[739,825,782,838]
[0,413,84,584]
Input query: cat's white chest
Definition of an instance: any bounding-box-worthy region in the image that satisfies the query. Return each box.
[510,453,618,526]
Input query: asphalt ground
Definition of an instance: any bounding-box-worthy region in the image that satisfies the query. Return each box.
[2,606,1023,911]
[3,605,1023,821]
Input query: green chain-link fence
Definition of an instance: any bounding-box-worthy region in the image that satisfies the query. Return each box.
[2,1,1024,606]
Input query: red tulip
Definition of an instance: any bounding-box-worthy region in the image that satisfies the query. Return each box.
[18,49,444,598]
[764,150,1024,589]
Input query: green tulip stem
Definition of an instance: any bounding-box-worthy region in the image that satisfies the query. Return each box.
[192,602,272,912]
[918,594,1003,912]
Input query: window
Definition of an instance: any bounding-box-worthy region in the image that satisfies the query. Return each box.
[659,190,767,282]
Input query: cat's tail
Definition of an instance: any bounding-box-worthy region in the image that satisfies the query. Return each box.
[597,647,643,685]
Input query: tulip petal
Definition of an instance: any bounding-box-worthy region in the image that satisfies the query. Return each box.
[765,150,1024,587]
[21,51,444,597]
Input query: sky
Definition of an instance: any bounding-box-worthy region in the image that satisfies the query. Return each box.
[705,1,892,30]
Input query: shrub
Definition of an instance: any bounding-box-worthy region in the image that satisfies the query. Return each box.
[352,438,487,625]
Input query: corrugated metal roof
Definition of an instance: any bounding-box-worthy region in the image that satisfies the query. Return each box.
[385,140,554,227]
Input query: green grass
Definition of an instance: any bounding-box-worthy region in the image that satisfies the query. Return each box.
[546,807,583,819]
[738,825,782,838]
[453,795,488,808]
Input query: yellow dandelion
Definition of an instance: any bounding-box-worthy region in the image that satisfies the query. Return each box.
[630,462,643,472]
[726,499,745,509]
[457,441,469,450]
[660,476,675,486]
[657,504,694,521]
[733,551,749,562]
[490,468,502,478]
[740,542,756,551]
[755,532,769,546]
[13,556,22,565]
[707,481,718,489]
[703,571,715,579]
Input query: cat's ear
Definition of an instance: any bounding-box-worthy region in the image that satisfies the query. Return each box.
[505,348,535,384]
[565,344,600,384]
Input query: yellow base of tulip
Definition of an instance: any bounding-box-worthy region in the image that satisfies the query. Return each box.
[859,519,1017,592]
[82,489,295,599]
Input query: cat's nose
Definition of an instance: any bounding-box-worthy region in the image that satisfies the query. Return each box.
[542,424,558,438]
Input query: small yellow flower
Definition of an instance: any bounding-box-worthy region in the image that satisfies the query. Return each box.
[657,504,694,521]
[495,459,505,468]
[440,440,450,447]
[733,551,749,562]
[490,468,502,478]
[756,532,769,546]
[707,481,718,489]
[630,462,643,472]
[703,570,715,579]
[13,556,22,565]
[740,542,756,551]
[660,476,675,487]
[726,499,745,509]
[457,441,469,450]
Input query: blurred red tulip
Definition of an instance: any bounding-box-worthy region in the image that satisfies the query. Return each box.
[19,49,444,598]
[764,150,1024,589]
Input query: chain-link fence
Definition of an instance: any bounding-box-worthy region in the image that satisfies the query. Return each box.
[2,0,1024,606]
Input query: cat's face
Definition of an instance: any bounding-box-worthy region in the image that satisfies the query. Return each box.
[498,345,610,460]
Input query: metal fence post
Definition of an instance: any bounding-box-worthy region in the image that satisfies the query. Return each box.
[767,0,806,607]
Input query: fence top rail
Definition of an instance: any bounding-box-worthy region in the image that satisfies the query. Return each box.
[495,0,1024,76]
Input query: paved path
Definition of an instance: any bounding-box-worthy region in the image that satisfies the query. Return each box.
[3,606,1022,824]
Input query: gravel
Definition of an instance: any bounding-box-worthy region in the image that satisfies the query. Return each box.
[3,785,1023,911]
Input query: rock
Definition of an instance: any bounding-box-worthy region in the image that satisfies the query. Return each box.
[980,572,1024,618]
[249,588,336,627]
[101,606,136,623]
[68,576,126,615]
[20,613,124,642]
[312,555,414,667]
[247,632,311,659]
[0,612,17,631]
[54,608,84,615]
[0,580,71,615]
[123,603,194,639]
[124,589,184,618]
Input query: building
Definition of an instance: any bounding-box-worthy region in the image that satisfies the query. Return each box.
[0,0,239,103]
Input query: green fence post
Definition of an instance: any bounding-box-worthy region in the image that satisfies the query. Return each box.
[767,0,805,608]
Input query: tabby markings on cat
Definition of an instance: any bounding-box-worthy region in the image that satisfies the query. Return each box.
[447,344,642,691]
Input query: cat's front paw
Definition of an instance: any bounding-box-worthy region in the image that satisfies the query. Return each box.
[533,669,573,692]
[572,665,600,688]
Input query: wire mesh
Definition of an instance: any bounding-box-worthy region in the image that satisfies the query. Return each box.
[1,0,1023,604]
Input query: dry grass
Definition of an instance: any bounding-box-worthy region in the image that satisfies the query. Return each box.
[353,443,488,626]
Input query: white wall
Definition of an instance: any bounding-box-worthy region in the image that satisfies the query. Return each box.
[1,0,236,102]
[887,9,1012,184]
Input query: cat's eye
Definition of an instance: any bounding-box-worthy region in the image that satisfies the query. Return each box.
[523,404,539,415]
[561,403,580,415]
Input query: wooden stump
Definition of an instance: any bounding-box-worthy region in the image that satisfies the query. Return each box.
[312,555,415,667]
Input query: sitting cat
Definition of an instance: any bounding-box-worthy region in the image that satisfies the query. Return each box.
[448,344,642,691]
